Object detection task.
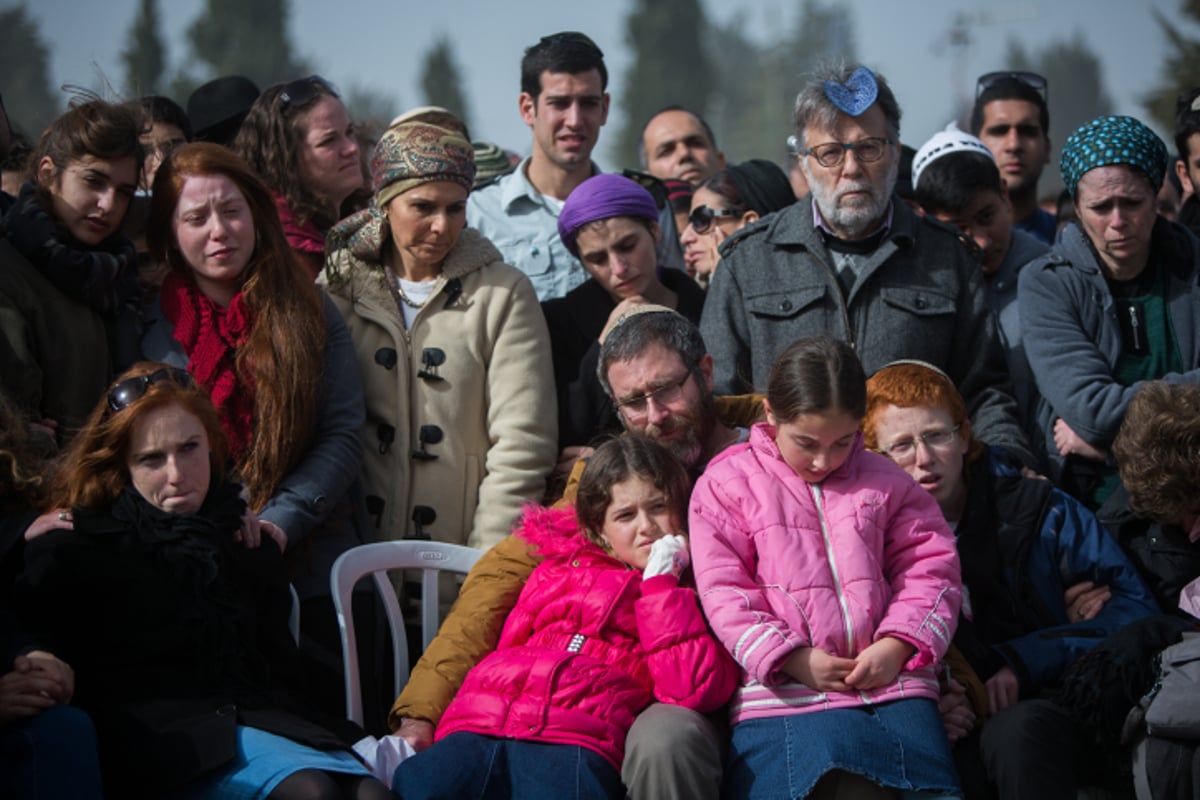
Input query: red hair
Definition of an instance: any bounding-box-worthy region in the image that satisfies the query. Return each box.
[147,143,324,510]
[48,361,229,510]
[863,362,986,465]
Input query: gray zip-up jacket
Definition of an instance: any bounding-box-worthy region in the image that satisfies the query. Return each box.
[1018,218,1200,477]
[701,198,1034,467]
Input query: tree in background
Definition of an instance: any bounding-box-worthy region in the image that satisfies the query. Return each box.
[419,37,472,133]
[0,6,60,135]
[346,84,401,146]
[707,0,855,167]
[613,0,713,170]
[1143,0,1200,136]
[1006,34,1113,193]
[121,0,166,98]
[174,0,309,98]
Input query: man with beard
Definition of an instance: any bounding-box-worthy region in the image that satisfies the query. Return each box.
[702,62,1035,468]
[388,308,755,800]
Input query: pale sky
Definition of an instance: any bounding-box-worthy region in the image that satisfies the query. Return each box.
[15,0,1189,170]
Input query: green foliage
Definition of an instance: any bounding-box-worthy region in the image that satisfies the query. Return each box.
[707,0,856,167]
[613,0,713,169]
[0,6,60,134]
[184,0,309,88]
[419,37,471,131]
[121,0,167,97]
[1143,0,1200,136]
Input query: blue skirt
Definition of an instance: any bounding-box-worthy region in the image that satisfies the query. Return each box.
[179,725,369,799]
[725,698,960,799]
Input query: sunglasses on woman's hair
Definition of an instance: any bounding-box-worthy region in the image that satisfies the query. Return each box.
[688,204,742,234]
[279,75,337,113]
[975,71,1048,99]
[107,367,194,412]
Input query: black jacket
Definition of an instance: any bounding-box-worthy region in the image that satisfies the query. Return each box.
[16,483,351,796]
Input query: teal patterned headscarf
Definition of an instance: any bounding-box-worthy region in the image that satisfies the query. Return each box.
[1060,115,1167,197]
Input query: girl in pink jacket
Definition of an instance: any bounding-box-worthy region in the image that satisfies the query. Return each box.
[690,337,963,800]
[392,436,737,799]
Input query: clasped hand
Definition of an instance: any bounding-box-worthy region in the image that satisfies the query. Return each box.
[783,637,913,693]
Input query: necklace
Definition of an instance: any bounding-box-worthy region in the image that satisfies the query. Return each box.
[395,282,428,309]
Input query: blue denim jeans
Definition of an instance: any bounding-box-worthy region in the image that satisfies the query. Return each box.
[0,704,103,800]
[392,732,624,799]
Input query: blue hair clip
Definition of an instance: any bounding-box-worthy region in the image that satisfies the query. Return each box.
[823,66,879,117]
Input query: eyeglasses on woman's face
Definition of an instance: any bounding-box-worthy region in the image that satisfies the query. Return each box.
[688,204,742,235]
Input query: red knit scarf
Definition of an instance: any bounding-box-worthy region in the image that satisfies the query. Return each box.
[160,271,256,460]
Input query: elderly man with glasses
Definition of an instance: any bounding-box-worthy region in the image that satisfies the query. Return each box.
[701,62,1036,469]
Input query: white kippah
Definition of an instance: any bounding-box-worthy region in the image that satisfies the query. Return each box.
[912,121,994,190]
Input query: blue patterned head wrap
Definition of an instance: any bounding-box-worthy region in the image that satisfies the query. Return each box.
[1060,115,1167,197]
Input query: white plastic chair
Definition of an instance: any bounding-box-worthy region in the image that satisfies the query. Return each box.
[330,540,483,725]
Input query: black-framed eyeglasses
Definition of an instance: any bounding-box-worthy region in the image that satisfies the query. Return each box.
[279,75,337,113]
[616,370,694,421]
[537,31,604,58]
[975,71,1048,100]
[876,425,961,465]
[689,204,742,234]
[802,137,892,169]
[107,367,194,412]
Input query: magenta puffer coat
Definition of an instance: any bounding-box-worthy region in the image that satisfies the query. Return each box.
[435,504,738,768]
[690,424,962,724]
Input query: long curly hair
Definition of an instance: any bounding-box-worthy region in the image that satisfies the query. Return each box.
[230,80,342,230]
[47,361,229,511]
[146,143,324,510]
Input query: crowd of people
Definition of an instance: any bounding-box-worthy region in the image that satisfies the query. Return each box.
[3,26,1200,800]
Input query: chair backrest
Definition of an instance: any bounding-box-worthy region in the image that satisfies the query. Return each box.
[330,540,483,725]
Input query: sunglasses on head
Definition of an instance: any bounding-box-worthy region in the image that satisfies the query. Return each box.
[689,204,742,234]
[279,75,337,113]
[107,367,194,412]
[975,71,1048,99]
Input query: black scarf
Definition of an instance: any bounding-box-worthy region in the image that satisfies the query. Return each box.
[2,181,139,317]
[73,478,247,588]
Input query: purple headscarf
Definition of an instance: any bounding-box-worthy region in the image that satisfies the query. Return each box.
[557,174,659,257]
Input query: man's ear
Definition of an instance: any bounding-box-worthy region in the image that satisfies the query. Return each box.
[1043,135,1052,166]
[599,92,611,126]
[1177,156,1195,196]
[518,92,537,127]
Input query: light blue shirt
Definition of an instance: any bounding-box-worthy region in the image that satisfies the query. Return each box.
[467,156,589,302]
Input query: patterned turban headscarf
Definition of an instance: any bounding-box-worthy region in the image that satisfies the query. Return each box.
[1060,115,1168,197]
[372,120,476,208]
[557,174,659,257]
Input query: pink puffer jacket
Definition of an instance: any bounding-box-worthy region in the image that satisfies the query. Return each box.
[690,423,961,723]
[435,504,738,768]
